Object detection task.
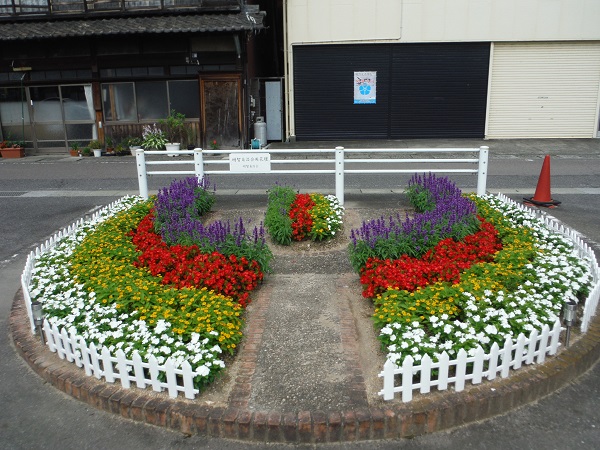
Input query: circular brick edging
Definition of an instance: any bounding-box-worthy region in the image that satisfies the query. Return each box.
[9,288,600,443]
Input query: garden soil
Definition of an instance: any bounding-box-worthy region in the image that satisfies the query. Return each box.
[184,201,413,411]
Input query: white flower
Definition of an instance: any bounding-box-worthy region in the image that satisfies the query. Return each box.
[484,324,497,335]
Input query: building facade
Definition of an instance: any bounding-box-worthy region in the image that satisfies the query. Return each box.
[0,0,273,154]
[283,0,600,141]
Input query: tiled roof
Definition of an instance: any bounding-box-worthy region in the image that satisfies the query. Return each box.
[0,11,265,40]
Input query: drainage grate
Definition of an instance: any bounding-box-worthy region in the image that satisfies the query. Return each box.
[0,191,27,197]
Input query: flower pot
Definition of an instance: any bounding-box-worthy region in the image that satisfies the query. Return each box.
[165,143,180,156]
[0,147,25,158]
[130,145,142,156]
[93,149,102,157]
[69,149,80,157]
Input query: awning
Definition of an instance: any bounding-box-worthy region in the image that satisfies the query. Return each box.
[0,10,265,41]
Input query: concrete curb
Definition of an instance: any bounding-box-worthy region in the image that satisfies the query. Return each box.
[10,284,600,443]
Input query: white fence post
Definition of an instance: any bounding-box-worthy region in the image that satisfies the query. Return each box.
[335,146,345,206]
[380,359,396,401]
[136,149,149,199]
[477,146,489,196]
[194,148,204,180]
[401,356,415,402]
[116,350,131,389]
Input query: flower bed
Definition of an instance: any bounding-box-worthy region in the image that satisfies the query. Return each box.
[29,177,272,390]
[349,175,593,366]
[349,173,479,271]
[26,174,595,395]
[264,185,344,245]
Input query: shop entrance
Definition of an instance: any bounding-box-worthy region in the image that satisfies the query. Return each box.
[200,74,242,149]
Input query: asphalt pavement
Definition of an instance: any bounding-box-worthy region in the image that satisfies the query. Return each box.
[1,138,600,449]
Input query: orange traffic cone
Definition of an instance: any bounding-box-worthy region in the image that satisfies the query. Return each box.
[524,155,561,208]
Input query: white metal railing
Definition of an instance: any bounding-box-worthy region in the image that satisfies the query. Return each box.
[379,193,600,402]
[135,146,489,205]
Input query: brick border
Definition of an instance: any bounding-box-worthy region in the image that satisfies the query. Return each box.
[10,288,600,443]
[226,283,273,409]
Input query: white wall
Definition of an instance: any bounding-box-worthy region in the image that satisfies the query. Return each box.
[286,0,600,44]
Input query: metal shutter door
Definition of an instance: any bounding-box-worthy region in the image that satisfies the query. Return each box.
[390,43,490,139]
[487,42,600,138]
[293,44,391,140]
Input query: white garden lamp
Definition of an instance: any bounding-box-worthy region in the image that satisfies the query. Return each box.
[563,300,577,347]
[31,301,45,345]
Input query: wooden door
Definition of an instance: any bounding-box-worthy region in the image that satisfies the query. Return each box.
[200,74,242,149]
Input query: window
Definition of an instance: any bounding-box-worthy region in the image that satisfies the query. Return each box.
[102,83,136,121]
[0,87,30,124]
[101,80,200,122]
[61,85,94,121]
[30,86,62,122]
[0,86,31,142]
[168,80,199,118]
[136,81,168,120]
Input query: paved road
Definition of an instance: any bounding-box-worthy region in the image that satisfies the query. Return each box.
[1,140,599,449]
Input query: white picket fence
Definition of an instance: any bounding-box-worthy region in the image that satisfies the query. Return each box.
[20,199,200,399]
[496,193,600,333]
[380,321,562,402]
[43,321,198,399]
[379,193,600,401]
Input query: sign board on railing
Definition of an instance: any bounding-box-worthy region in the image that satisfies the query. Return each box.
[229,152,271,173]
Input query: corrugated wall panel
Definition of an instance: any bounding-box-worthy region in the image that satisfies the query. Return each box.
[487,42,600,138]
[293,43,489,140]
[293,44,391,140]
[390,43,490,138]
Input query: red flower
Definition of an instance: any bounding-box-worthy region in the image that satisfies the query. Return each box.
[359,218,502,298]
[128,212,263,307]
[289,193,315,241]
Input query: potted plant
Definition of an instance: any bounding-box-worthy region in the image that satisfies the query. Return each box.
[159,109,186,155]
[0,139,25,158]
[69,142,81,157]
[105,137,115,155]
[115,143,128,156]
[141,124,168,150]
[185,126,197,150]
[127,136,143,155]
[88,139,102,157]
[81,146,92,157]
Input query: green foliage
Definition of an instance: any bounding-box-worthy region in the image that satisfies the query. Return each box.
[405,183,435,213]
[88,139,102,150]
[185,127,197,148]
[159,109,186,143]
[128,136,143,147]
[142,124,168,150]
[264,185,296,245]
[193,186,216,216]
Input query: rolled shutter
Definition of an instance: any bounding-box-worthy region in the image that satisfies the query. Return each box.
[487,42,600,138]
